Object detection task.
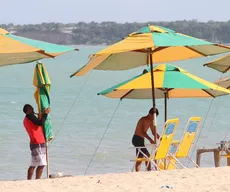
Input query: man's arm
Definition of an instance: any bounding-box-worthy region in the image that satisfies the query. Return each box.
[150,124,160,139]
[143,132,155,144]
[26,113,47,126]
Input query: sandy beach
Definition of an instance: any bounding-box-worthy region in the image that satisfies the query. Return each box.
[1,167,230,192]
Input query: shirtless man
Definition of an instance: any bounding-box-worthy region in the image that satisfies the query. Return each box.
[132,107,159,172]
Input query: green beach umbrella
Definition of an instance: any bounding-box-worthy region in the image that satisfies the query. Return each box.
[33,62,53,141]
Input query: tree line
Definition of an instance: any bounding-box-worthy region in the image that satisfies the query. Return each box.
[1,20,230,45]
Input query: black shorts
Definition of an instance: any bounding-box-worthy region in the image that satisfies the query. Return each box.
[132,135,150,158]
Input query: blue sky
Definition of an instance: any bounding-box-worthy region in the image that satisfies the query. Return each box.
[1,0,230,24]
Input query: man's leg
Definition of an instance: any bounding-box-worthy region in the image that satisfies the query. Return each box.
[135,160,142,172]
[35,166,44,179]
[27,166,35,180]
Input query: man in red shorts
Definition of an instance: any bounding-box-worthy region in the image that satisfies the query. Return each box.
[23,104,50,180]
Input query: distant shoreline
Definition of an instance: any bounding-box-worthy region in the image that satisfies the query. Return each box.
[1,21,230,45]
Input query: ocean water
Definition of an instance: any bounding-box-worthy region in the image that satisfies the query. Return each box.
[0,45,230,181]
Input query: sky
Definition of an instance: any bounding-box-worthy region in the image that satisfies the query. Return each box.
[1,0,230,24]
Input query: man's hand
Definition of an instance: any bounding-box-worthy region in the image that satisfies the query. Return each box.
[44,107,51,114]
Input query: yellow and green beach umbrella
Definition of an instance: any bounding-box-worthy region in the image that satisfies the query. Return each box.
[204,54,230,73]
[0,28,78,67]
[98,64,230,122]
[71,25,230,77]
[33,62,53,141]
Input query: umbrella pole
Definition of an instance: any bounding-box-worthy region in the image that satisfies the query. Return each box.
[164,92,167,123]
[149,51,157,144]
[46,142,50,179]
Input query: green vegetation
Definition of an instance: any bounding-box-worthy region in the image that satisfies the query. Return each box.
[1,20,230,45]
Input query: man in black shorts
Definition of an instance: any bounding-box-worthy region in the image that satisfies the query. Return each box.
[132,108,159,171]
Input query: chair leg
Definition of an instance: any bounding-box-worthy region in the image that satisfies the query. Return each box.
[166,156,180,169]
[132,149,141,172]
[187,156,199,168]
[131,146,157,172]
[131,164,135,172]
[132,148,151,172]
[171,156,187,169]
[149,159,162,171]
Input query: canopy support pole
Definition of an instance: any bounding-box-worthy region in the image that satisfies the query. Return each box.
[164,92,167,123]
[46,142,50,179]
[149,50,157,144]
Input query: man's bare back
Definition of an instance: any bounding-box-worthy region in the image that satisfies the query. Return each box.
[134,115,156,144]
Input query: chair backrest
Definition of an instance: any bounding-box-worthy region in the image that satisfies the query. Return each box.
[176,117,201,158]
[155,118,179,160]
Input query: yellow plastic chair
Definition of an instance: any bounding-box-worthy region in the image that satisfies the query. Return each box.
[132,118,179,171]
[158,140,180,170]
[167,117,201,170]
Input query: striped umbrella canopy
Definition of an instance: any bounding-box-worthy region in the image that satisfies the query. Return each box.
[33,62,53,141]
[0,28,78,67]
[71,25,230,77]
[214,76,230,89]
[98,64,230,122]
[204,54,230,73]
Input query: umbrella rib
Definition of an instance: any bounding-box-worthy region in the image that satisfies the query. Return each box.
[223,66,230,73]
[202,89,216,98]
[120,89,134,100]
[132,49,149,53]
[151,47,168,53]
[37,50,55,58]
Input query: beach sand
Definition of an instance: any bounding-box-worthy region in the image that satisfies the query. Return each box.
[1,167,230,192]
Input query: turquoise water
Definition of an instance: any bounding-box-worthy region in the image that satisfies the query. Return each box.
[0,46,230,180]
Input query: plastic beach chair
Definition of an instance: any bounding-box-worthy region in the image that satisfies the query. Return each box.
[167,117,201,169]
[131,118,179,171]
